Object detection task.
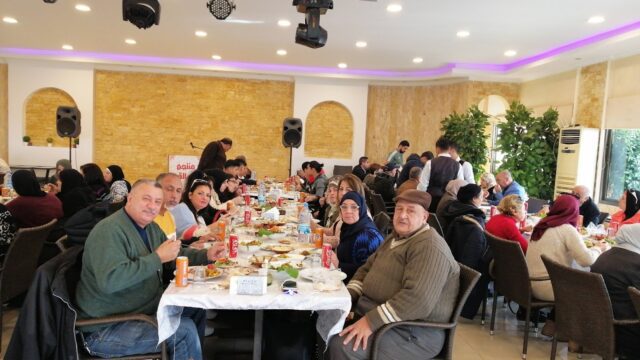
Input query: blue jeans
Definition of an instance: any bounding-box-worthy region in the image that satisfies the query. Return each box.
[82,307,205,360]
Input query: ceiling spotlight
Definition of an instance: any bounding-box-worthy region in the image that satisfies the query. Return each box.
[504,50,517,57]
[293,0,333,49]
[195,30,208,37]
[211,54,222,60]
[355,41,367,48]
[43,0,57,3]
[277,49,287,56]
[456,30,470,38]
[62,44,74,50]
[125,38,137,45]
[123,0,160,29]
[337,63,347,69]
[386,4,402,13]
[207,0,236,20]
[2,17,18,24]
[278,19,291,27]
[75,4,91,12]
[588,16,605,24]
[412,57,423,64]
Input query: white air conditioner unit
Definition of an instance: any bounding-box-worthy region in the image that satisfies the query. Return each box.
[554,127,600,197]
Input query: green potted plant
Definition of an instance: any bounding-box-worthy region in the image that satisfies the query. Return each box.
[22,135,31,146]
[46,137,54,147]
[73,137,79,148]
[440,105,490,181]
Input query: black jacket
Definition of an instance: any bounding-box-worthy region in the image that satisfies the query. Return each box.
[63,199,119,246]
[440,200,485,237]
[6,246,83,359]
[352,165,366,181]
[372,173,396,203]
[580,197,601,226]
[396,154,423,187]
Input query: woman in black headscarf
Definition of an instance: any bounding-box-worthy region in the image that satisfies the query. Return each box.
[6,170,63,228]
[330,191,384,282]
[103,164,130,203]
[80,163,109,202]
[57,169,96,219]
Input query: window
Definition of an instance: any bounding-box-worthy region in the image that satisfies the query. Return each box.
[600,129,640,204]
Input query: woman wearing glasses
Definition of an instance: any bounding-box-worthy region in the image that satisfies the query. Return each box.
[331,191,383,282]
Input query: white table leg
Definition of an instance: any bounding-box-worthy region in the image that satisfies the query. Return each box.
[253,310,264,360]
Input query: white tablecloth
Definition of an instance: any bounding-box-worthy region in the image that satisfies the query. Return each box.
[157,279,351,344]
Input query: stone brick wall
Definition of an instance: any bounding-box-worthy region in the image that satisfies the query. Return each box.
[25,88,76,147]
[93,70,294,182]
[468,81,520,106]
[304,101,353,159]
[0,64,7,159]
[576,62,607,128]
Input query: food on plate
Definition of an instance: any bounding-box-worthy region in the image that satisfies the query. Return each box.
[278,239,292,245]
[249,255,273,267]
[270,262,302,278]
[214,258,237,267]
[268,225,284,233]
[228,267,255,276]
[271,245,294,254]
[256,228,273,237]
[299,250,312,256]
[205,264,221,277]
[240,239,262,247]
[193,226,211,237]
[591,233,606,241]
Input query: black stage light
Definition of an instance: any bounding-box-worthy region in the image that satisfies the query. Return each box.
[43,0,57,3]
[292,0,333,49]
[207,0,236,20]
[123,0,161,29]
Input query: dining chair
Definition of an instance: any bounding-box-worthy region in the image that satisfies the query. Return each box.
[627,286,640,319]
[427,212,444,237]
[485,231,553,359]
[369,193,387,217]
[542,256,639,360]
[526,197,549,214]
[598,212,610,225]
[369,263,480,360]
[373,212,391,235]
[0,219,58,348]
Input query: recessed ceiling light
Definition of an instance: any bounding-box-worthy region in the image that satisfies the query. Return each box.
[125,38,137,45]
[62,44,74,51]
[504,50,517,57]
[355,41,367,48]
[412,57,423,64]
[338,63,348,69]
[75,4,91,12]
[211,55,222,60]
[277,19,291,27]
[2,16,18,24]
[277,49,287,56]
[456,30,470,38]
[386,4,402,13]
[195,30,207,37]
[587,16,605,24]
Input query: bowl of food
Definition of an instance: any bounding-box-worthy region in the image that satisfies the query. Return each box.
[239,239,263,252]
[271,245,294,254]
[249,255,273,267]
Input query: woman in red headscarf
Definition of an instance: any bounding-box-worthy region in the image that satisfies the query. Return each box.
[526,194,607,302]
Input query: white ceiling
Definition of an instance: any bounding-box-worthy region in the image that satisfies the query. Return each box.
[1,0,640,81]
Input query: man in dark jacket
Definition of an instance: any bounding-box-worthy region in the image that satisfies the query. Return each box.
[352,156,369,181]
[372,164,399,203]
[573,185,601,226]
[197,137,233,171]
[419,137,463,212]
[396,151,433,187]
[443,184,490,319]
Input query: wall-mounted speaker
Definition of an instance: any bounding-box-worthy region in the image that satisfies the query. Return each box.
[282,118,302,148]
[56,106,81,138]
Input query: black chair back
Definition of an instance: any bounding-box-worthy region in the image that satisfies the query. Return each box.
[598,212,610,225]
[484,231,531,307]
[526,197,549,214]
[542,255,616,360]
[428,212,444,238]
[629,287,640,318]
[332,165,352,176]
[370,193,386,217]
[373,212,391,234]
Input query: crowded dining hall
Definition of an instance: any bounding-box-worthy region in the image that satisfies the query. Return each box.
[2,1,640,359]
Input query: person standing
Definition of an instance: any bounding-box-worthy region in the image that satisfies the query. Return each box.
[386,140,410,168]
[197,137,233,171]
[418,137,463,212]
[352,157,369,181]
[449,143,475,184]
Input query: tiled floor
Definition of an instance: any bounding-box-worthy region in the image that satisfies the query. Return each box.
[1,305,604,359]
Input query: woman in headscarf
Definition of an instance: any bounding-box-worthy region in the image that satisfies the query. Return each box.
[526,194,607,335]
[80,163,109,202]
[103,165,130,203]
[591,224,640,358]
[319,176,342,228]
[330,191,383,282]
[436,179,468,232]
[6,170,63,228]
[611,189,640,226]
[56,169,95,219]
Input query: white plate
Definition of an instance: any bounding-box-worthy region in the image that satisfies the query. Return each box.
[299,268,347,282]
[268,233,286,240]
[271,253,306,261]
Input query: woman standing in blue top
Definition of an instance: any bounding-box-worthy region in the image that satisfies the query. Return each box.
[331,191,383,282]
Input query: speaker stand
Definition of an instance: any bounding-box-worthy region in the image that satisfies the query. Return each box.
[288,146,293,177]
[68,137,72,164]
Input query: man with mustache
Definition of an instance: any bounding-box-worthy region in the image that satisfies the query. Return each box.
[75,179,225,360]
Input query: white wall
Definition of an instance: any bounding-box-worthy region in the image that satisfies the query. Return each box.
[292,77,369,177]
[8,59,94,168]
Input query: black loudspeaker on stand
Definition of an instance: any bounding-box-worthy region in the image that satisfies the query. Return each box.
[282,118,303,177]
[56,106,81,163]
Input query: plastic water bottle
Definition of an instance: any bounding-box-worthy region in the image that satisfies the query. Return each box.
[4,171,13,190]
[297,203,311,243]
[257,182,266,206]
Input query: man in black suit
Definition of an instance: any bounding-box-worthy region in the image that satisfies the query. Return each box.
[573,185,601,226]
[352,156,369,181]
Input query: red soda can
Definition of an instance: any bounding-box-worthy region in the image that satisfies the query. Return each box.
[244,194,250,206]
[322,243,332,269]
[175,256,188,287]
[229,234,239,259]
[242,184,247,194]
[244,209,251,225]
[490,205,497,217]
[277,197,284,207]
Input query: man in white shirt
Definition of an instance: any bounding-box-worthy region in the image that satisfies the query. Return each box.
[417,138,463,192]
[449,143,475,184]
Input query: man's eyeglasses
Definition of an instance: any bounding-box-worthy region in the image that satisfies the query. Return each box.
[339,204,360,212]
[190,178,210,192]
